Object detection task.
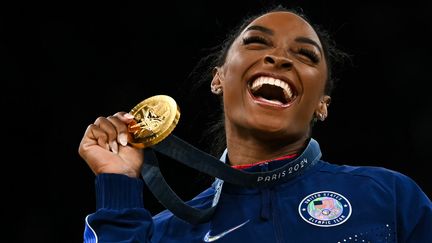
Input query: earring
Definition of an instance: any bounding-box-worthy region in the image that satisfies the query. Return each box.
[211,87,223,95]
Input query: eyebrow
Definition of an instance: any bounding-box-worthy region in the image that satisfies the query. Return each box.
[245,25,323,55]
[245,25,274,35]
[294,37,323,55]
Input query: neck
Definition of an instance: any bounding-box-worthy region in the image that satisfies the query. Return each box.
[225,127,309,166]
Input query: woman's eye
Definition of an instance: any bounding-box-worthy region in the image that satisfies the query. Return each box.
[242,36,268,45]
[298,48,320,63]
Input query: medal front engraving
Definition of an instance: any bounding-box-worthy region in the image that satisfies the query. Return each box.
[132,103,170,138]
[128,95,180,148]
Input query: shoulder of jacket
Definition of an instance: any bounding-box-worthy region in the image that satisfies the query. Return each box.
[319,161,415,190]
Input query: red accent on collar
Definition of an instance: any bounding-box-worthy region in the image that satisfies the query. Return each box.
[231,154,298,170]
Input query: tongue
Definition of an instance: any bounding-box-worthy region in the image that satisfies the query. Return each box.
[252,84,286,105]
[256,96,284,105]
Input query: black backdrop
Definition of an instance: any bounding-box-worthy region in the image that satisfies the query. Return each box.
[2,0,432,242]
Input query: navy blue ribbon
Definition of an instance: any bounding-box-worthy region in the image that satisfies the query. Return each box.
[141,135,321,224]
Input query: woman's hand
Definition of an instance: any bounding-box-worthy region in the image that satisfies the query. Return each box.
[78,112,144,178]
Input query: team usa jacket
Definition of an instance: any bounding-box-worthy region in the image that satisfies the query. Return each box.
[84,139,432,242]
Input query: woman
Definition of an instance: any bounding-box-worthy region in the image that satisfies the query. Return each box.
[79,6,432,242]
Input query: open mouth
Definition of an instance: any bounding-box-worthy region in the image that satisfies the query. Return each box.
[248,76,297,107]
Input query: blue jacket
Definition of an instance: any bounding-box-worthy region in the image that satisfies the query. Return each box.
[84,139,432,242]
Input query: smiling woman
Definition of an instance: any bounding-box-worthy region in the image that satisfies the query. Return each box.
[211,11,332,163]
[200,7,341,157]
[78,5,432,243]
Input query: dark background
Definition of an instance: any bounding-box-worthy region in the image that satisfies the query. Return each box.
[2,0,431,242]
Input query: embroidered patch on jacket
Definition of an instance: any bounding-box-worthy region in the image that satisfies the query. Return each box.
[298,191,352,227]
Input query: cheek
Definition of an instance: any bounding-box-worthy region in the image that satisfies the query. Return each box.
[221,54,257,121]
[223,52,251,79]
[301,66,327,96]
[222,45,262,79]
[221,53,253,99]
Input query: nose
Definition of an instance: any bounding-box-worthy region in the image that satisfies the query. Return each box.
[264,54,293,69]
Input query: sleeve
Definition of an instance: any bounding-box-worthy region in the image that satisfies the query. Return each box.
[394,172,432,242]
[84,173,154,243]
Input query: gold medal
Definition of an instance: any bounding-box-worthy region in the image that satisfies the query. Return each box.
[128,95,180,148]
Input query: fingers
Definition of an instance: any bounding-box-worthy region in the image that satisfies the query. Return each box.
[93,112,135,153]
[79,111,144,177]
[88,124,110,150]
[110,112,135,146]
[113,111,135,123]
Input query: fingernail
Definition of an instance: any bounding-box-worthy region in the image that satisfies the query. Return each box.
[124,113,135,119]
[119,133,128,146]
[110,141,118,154]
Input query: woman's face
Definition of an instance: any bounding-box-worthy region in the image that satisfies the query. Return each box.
[214,11,329,141]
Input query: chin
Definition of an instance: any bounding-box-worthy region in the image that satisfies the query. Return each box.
[247,118,306,141]
[248,113,288,130]
[249,122,290,137]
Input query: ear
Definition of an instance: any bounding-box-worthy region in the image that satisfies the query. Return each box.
[314,95,331,121]
[210,67,223,95]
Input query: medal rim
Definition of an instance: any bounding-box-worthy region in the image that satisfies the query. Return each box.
[129,95,180,148]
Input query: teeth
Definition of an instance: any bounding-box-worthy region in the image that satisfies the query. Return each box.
[250,76,293,99]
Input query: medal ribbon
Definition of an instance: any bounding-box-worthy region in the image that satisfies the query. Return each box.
[141,135,322,224]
